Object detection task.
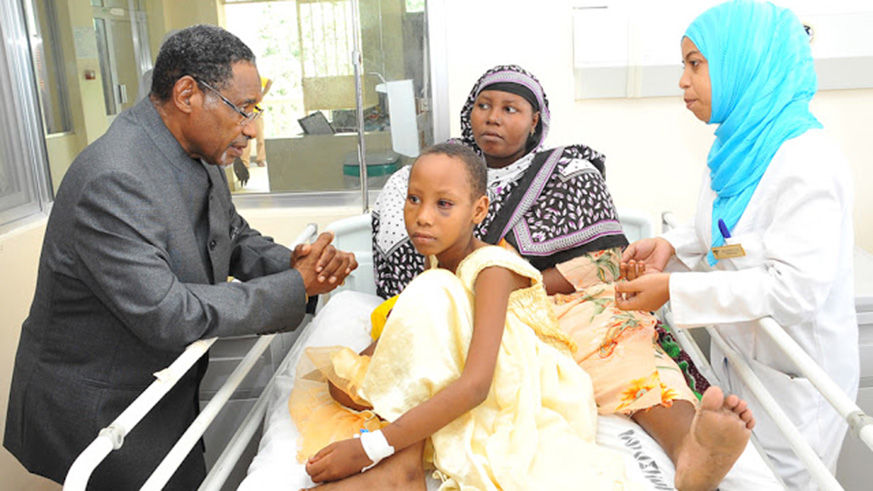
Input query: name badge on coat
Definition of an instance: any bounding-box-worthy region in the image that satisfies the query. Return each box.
[711,243,746,260]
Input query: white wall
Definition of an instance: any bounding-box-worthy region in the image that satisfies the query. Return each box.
[439,0,872,250]
[0,220,61,491]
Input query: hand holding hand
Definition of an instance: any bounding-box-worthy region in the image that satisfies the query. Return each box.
[305,437,372,483]
[621,238,675,274]
[615,273,671,312]
[620,259,647,281]
[292,232,358,296]
[313,232,358,286]
[291,242,311,267]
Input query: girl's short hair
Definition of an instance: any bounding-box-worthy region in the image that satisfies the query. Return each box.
[416,143,487,199]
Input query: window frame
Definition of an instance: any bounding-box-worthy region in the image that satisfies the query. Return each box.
[0,0,53,233]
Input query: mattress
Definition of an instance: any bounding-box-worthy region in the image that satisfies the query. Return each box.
[239,291,781,490]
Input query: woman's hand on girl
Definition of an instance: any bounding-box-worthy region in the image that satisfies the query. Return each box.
[614,273,671,312]
[305,438,372,483]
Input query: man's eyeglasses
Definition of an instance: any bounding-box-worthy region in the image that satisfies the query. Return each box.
[197,79,263,126]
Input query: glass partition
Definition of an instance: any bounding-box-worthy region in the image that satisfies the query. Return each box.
[223,0,433,194]
[6,0,435,222]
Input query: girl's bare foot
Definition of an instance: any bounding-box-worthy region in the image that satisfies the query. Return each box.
[674,386,755,490]
[304,440,427,491]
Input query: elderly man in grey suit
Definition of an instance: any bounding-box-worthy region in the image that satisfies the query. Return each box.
[4,25,356,490]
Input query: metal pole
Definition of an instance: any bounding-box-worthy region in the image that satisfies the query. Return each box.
[350,0,368,213]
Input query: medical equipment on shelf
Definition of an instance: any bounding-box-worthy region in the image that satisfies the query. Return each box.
[62,211,871,490]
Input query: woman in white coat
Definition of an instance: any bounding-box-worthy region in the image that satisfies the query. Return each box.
[616,1,859,488]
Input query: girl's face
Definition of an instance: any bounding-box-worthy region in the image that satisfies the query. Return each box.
[404,154,488,269]
[470,90,540,169]
[679,37,712,123]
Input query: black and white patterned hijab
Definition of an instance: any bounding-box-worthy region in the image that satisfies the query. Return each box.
[372,66,552,297]
[372,65,626,298]
[457,64,551,157]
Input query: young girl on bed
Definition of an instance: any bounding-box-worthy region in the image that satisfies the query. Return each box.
[293,142,636,490]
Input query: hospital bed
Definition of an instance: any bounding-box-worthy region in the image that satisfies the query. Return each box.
[63,210,873,491]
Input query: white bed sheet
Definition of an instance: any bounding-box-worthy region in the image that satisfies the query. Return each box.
[240,291,781,491]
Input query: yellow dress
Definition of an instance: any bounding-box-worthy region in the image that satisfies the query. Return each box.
[360,246,632,490]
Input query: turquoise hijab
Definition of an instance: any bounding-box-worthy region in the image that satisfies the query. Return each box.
[684,0,821,265]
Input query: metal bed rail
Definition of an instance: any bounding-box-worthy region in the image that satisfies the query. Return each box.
[198,350,291,490]
[64,338,217,490]
[199,303,317,491]
[142,335,275,490]
[62,223,319,490]
[666,314,873,491]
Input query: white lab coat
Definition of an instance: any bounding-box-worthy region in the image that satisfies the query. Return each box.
[663,129,859,490]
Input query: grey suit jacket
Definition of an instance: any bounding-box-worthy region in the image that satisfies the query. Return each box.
[4,98,307,489]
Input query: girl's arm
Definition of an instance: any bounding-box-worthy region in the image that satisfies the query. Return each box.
[327,340,379,411]
[544,247,627,295]
[306,265,528,482]
[542,267,574,295]
[360,340,377,357]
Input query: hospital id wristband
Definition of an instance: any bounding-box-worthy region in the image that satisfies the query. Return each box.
[359,429,395,471]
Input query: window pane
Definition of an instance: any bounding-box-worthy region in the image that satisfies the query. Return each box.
[0,137,41,226]
[224,0,434,195]
[405,0,424,14]
[0,0,49,228]
[92,2,148,120]
[25,0,73,134]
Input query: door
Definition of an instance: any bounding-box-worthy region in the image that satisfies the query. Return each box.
[92,1,149,123]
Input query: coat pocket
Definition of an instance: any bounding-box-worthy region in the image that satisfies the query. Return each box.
[720,232,763,271]
[747,357,822,439]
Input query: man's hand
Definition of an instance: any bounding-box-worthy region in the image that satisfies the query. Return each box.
[621,238,675,274]
[615,273,671,312]
[292,232,358,296]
